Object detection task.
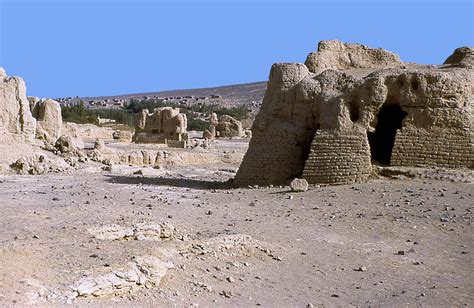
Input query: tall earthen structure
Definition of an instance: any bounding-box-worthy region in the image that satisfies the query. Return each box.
[235,40,473,186]
[133,107,188,147]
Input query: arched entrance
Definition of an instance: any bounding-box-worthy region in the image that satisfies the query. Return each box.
[368,103,407,165]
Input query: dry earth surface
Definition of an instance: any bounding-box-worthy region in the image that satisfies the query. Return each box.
[0,140,473,307]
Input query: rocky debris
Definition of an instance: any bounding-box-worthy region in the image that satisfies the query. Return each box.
[187,138,212,149]
[85,139,118,166]
[88,221,177,241]
[181,234,280,261]
[235,40,473,186]
[20,278,55,305]
[290,178,309,192]
[10,154,69,175]
[376,166,473,183]
[73,256,173,298]
[31,99,62,143]
[55,135,83,154]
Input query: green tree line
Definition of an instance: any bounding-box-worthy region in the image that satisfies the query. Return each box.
[62,99,250,131]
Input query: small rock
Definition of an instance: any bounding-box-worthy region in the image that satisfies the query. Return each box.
[226,276,234,283]
[32,234,39,239]
[290,178,309,192]
[219,290,232,298]
[397,250,405,255]
[354,266,367,272]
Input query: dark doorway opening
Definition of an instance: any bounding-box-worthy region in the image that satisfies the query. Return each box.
[368,103,407,165]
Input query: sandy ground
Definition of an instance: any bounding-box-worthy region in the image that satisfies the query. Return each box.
[0,140,473,307]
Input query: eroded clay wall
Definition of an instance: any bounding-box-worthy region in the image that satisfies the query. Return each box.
[233,63,316,186]
[392,127,473,168]
[302,130,372,184]
[234,129,307,186]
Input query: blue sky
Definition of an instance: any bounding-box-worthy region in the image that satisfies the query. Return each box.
[1,0,473,98]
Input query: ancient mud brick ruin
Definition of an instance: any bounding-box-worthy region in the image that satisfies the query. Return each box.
[0,68,63,145]
[235,40,473,186]
[204,113,245,139]
[133,107,188,147]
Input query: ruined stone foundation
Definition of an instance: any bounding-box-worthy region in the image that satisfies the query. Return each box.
[234,40,473,186]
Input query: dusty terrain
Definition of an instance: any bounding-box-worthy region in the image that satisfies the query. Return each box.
[0,140,473,307]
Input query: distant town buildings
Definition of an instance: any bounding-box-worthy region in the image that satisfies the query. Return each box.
[56,93,263,111]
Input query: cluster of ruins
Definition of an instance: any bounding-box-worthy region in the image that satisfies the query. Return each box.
[235,40,473,186]
[2,40,472,186]
[0,65,250,174]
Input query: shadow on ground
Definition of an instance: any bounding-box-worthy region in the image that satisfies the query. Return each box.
[104,175,233,190]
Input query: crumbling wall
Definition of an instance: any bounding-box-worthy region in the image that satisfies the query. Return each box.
[392,128,473,168]
[0,68,68,170]
[30,98,63,143]
[235,40,473,186]
[204,113,245,139]
[303,129,372,184]
[0,68,37,142]
[234,63,317,185]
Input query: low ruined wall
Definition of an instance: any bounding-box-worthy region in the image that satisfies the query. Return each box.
[134,133,167,144]
[234,127,306,186]
[392,127,473,168]
[302,130,372,185]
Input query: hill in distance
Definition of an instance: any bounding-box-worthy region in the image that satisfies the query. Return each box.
[65,81,267,108]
